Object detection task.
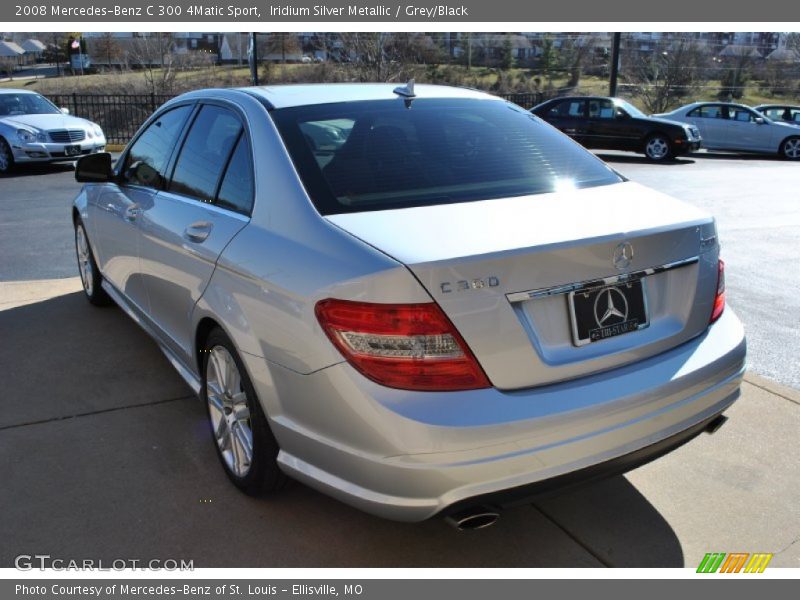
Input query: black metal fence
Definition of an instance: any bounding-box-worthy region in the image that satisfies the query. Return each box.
[45,91,546,146]
[500,92,546,109]
[45,93,175,145]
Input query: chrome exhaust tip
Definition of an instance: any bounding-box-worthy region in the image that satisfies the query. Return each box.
[444,507,500,531]
[705,414,728,435]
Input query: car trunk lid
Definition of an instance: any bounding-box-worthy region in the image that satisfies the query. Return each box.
[326,181,720,390]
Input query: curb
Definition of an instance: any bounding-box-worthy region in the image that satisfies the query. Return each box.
[744,372,800,405]
[105,144,126,152]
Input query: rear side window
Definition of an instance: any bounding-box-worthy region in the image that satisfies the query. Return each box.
[688,105,724,119]
[169,105,242,203]
[271,98,621,215]
[123,104,192,188]
[549,99,586,118]
[216,136,254,215]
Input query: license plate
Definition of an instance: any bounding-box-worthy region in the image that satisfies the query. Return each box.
[568,279,649,346]
[65,145,81,156]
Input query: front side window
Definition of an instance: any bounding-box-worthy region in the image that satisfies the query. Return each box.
[727,106,758,122]
[123,104,192,188]
[588,99,616,120]
[271,98,622,215]
[169,105,243,203]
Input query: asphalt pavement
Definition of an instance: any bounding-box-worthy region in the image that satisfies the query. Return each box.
[0,151,798,568]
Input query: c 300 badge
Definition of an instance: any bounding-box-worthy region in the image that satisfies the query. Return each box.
[440,277,499,294]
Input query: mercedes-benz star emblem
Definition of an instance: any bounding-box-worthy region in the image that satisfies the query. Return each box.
[594,287,629,327]
[613,241,634,270]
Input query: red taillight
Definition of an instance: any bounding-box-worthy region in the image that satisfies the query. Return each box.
[315,299,491,391]
[710,259,726,323]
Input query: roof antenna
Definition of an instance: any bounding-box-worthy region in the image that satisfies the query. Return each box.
[393,79,416,98]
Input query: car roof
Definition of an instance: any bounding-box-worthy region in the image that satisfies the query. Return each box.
[174,83,500,109]
[0,88,40,95]
[754,104,800,109]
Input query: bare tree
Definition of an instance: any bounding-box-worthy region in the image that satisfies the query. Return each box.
[560,35,597,89]
[0,57,16,80]
[718,46,757,100]
[264,33,301,63]
[128,34,177,95]
[338,33,408,81]
[95,33,121,69]
[628,40,708,113]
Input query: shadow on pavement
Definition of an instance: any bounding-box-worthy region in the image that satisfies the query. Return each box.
[0,291,684,567]
[2,162,75,179]
[595,153,695,166]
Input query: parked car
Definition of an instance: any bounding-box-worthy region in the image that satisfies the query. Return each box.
[531,95,701,161]
[0,89,106,175]
[754,104,800,127]
[656,102,800,160]
[72,84,745,527]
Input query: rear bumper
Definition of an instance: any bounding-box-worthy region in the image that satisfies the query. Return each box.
[244,308,745,522]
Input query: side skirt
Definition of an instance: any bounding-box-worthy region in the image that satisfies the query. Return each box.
[101,280,202,395]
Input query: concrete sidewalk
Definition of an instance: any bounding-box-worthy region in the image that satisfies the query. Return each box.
[1,278,798,568]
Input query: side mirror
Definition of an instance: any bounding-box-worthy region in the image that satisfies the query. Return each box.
[60,107,70,115]
[616,109,630,119]
[755,116,766,124]
[75,152,114,183]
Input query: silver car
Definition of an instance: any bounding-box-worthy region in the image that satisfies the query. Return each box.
[656,101,800,160]
[0,89,107,175]
[72,84,745,528]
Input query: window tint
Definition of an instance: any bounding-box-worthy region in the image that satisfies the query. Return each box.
[271,98,622,215]
[123,105,192,188]
[549,99,586,118]
[216,135,254,215]
[588,99,616,119]
[169,105,242,203]
[688,105,723,119]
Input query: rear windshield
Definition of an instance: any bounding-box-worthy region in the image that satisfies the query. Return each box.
[271,97,622,215]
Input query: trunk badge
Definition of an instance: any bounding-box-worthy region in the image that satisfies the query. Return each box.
[613,242,634,270]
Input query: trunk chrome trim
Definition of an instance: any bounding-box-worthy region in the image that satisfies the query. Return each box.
[506,255,700,303]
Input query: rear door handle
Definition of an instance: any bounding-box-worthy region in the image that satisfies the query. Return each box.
[124,204,141,221]
[183,221,213,243]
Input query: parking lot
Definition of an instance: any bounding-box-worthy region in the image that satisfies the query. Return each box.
[1,151,798,568]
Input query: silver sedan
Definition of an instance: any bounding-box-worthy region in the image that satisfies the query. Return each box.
[72,84,745,527]
[656,101,800,159]
[0,89,106,174]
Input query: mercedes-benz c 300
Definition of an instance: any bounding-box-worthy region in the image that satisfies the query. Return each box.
[71,84,745,528]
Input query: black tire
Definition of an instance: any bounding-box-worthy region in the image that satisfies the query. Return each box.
[0,137,14,175]
[643,133,674,161]
[202,327,286,495]
[74,219,112,306]
[779,136,800,161]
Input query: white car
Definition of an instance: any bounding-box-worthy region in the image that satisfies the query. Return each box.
[0,89,106,175]
[655,102,800,160]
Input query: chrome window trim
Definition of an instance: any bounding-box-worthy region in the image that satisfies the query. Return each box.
[506,255,700,303]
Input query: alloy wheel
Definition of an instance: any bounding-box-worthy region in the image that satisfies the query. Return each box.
[75,225,94,296]
[783,138,800,160]
[206,345,254,478]
[0,139,11,173]
[645,136,670,160]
